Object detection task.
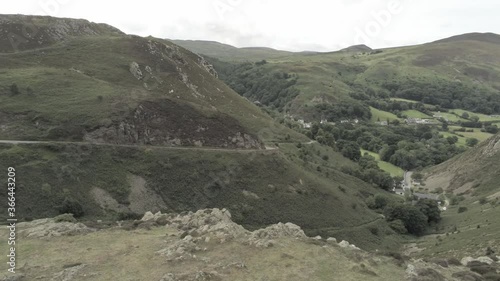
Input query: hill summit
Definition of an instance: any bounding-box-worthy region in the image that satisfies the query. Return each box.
[433,32,500,45]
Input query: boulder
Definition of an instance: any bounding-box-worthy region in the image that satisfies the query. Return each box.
[338,240,350,248]
[129,62,143,80]
[326,237,337,243]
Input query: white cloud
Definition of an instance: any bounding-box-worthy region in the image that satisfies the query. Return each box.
[1,0,499,51]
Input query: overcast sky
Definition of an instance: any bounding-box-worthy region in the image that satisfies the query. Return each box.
[2,0,500,52]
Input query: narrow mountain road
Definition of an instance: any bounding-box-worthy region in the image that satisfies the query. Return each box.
[403,171,413,189]
[0,139,279,153]
[0,139,320,152]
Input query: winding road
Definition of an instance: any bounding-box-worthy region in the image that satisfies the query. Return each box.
[0,139,319,152]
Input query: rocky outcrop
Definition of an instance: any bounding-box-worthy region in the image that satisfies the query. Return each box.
[129,62,143,80]
[197,55,218,78]
[18,218,95,238]
[461,256,495,266]
[143,208,356,259]
[83,100,264,149]
[481,134,500,157]
[143,208,310,253]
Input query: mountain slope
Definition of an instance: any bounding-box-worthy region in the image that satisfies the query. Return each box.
[0,15,400,250]
[434,32,500,45]
[425,133,500,197]
[178,33,500,121]
[171,39,293,62]
[0,15,306,146]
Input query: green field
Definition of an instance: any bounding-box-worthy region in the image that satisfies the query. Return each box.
[449,109,500,122]
[432,112,467,122]
[401,110,432,119]
[440,131,467,146]
[370,107,400,122]
[449,126,494,142]
[360,149,404,177]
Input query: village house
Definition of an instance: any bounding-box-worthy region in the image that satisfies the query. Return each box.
[405,118,434,125]
[413,193,441,203]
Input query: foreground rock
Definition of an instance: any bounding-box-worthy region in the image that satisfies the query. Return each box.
[17,217,95,238]
[3,209,497,281]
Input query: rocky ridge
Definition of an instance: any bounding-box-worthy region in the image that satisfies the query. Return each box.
[7,209,500,281]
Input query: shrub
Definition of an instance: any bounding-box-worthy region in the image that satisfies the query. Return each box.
[384,204,428,235]
[466,138,479,147]
[479,197,488,205]
[483,272,500,281]
[117,211,143,221]
[54,213,77,223]
[389,219,408,234]
[458,206,468,213]
[372,194,390,209]
[9,83,20,95]
[416,199,441,223]
[58,197,84,218]
[486,247,496,256]
[368,226,379,235]
[469,264,497,275]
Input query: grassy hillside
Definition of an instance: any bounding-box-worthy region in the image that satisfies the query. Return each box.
[0,142,402,250]
[182,33,500,123]
[0,15,306,145]
[369,107,400,122]
[425,133,500,197]
[0,15,406,251]
[360,149,404,177]
[171,39,293,62]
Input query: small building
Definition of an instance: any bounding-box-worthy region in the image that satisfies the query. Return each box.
[376,121,388,126]
[414,193,440,202]
[393,189,405,196]
[405,118,435,125]
[297,119,312,129]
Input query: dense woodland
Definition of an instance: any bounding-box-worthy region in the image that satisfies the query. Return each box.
[209,58,300,111]
[381,79,500,114]
[300,123,466,188]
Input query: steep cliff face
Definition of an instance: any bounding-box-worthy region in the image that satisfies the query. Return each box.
[84,100,264,149]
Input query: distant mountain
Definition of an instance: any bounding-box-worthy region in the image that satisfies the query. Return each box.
[170,39,292,61]
[193,32,500,121]
[433,32,500,45]
[340,44,373,53]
